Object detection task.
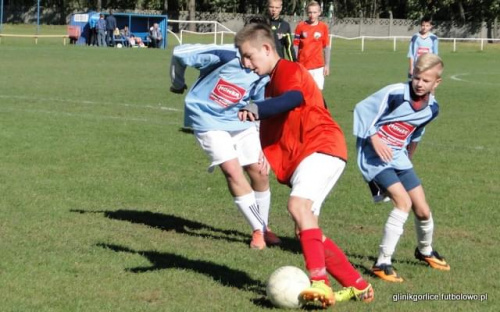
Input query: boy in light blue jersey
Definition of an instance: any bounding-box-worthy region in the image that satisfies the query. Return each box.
[353,53,450,283]
[407,16,439,78]
[170,43,280,250]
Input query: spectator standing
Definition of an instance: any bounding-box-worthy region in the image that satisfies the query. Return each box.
[88,12,99,46]
[96,14,107,47]
[105,10,117,47]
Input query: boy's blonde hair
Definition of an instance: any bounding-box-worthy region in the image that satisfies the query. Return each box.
[307,1,322,11]
[268,0,282,5]
[234,22,276,50]
[415,53,444,77]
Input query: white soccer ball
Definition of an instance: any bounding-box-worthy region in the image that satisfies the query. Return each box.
[266,266,310,309]
[116,43,123,48]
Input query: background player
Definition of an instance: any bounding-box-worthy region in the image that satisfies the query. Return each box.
[408,16,439,78]
[353,53,450,282]
[266,0,296,61]
[235,22,373,308]
[293,1,331,90]
[170,43,280,250]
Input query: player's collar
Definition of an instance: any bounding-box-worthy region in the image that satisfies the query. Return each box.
[408,82,430,111]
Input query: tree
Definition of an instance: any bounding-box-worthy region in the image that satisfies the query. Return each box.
[188,0,195,30]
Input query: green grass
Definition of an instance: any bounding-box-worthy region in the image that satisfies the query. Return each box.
[0,26,499,311]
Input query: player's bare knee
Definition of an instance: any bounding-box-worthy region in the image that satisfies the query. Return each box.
[413,204,431,220]
[391,194,412,212]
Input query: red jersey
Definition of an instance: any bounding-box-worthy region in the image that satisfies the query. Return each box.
[293,21,330,70]
[261,60,347,185]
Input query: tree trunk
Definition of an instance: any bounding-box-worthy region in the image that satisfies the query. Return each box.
[97,0,102,11]
[188,0,196,31]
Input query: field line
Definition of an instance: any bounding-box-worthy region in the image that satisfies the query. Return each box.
[0,107,182,126]
[0,95,182,112]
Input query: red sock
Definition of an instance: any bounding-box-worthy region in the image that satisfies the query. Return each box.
[299,228,329,285]
[323,237,368,290]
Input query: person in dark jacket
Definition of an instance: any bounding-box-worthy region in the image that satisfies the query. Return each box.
[105,10,117,47]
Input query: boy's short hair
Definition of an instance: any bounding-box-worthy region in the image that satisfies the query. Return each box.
[307,1,322,11]
[268,0,283,5]
[235,22,276,50]
[244,15,270,26]
[421,16,432,24]
[415,53,444,77]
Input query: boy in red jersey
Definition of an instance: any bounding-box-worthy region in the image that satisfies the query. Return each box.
[235,23,373,309]
[293,1,330,90]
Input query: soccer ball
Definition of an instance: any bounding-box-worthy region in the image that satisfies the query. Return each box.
[266,266,310,309]
[116,43,123,48]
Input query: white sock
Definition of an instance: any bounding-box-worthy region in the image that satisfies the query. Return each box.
[254,189,271,228]
[376,208,409,266]
[234,192,265,232]
[415,213,434,255]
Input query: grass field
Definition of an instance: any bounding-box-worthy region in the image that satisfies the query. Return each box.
[0,25,499,311]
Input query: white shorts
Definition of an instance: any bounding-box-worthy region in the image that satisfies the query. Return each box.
[290,153,346,216]
[195,126,261,173]
[308,67,325,90]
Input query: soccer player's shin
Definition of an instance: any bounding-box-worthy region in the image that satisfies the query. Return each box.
[323,237,369,290]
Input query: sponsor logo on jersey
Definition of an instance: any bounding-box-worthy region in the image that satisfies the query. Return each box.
[417,47,430,57]
[210,78,245,107]
[377,122,416,148]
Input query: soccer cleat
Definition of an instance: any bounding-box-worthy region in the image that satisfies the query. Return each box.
[334,284,375,303]
[250,230,266,250]
[414,248,450,271]
[371,264,404,282]
[299,280,335,308]
[264,228,281,246]
[169,84,187,94]
[373,194,391,203]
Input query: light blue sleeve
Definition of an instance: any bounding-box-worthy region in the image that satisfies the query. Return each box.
[170,44,234,90]
[407,35,416,58]
[433,35,439,55]
[353,86,392,139]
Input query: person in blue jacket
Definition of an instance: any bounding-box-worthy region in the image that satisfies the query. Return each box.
[88,12,99,46]
[353,53,450,283]
[169,43,280,250]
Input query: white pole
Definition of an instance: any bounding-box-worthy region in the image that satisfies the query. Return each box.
[361,36,364,52]
[393,37,396,51]
[213,21,217,45]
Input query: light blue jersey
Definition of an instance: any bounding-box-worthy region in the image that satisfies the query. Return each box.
[170,44,269,131]
[407,32,439,62]
[353,82,439,182]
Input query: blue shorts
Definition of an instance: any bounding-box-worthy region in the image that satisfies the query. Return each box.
[372,168,421,192]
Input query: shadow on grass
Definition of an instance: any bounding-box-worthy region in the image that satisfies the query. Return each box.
[71,209,303,254]
[97,242,275,307]
[345,252,423,277]
[72,209,249,244]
